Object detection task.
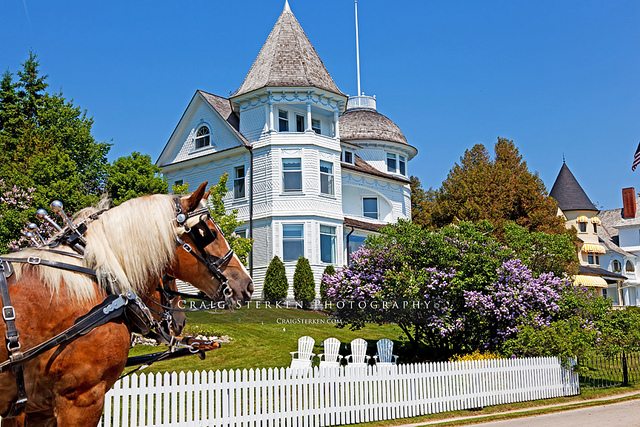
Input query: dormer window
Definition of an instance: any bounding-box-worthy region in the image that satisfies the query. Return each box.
[578,222,587,233]
[626,261,635,273]
[342,150,354,164]
[612,260,622,273]
[278,110,289,132]
[195,126,210,149]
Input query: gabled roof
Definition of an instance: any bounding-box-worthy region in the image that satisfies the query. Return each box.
[197,90,249,147]
[549,163,597,212]
[232,1,344,98]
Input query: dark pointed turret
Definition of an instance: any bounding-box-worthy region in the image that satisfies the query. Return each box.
[549,163,597,212]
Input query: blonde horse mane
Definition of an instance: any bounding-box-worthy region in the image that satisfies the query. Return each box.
[10,194,179,302]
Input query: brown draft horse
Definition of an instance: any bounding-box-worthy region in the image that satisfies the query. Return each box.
[0,183,253,426]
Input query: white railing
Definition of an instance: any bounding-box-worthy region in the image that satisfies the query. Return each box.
[346,95,377,110]
[101,357,578,427]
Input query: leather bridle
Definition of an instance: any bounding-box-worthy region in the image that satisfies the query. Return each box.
[173,199,235,305]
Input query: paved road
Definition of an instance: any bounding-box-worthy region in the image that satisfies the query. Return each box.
[467,400,640,427]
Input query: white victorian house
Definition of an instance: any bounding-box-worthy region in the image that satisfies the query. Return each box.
[157,2,418,298]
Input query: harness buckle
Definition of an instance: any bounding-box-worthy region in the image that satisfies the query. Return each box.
[6,337,21,352]
[2,306,16,321]
[182,243,193,253]
[27,256,41,265]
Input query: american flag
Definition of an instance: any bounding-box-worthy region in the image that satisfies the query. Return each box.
[633,142,640,171]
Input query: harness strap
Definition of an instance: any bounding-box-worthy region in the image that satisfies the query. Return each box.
[0,293,132,374]
[0,257,97,277]
[0,261,28,417]
[33,248,85,259]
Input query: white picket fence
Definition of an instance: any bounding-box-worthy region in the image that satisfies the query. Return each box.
[101,357,579,427]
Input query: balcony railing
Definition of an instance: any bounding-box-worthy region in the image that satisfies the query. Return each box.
[347,95,377,110]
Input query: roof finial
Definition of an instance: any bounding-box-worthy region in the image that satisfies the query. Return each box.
[283,0,291,13]
[562,153,566,164]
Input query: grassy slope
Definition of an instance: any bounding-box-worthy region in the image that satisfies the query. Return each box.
[128,306,403,373]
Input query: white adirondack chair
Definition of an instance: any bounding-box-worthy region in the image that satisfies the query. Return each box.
[289,336,315,369]
[374,338,399,365]
[318,337,342,368]
[345,338,370,367]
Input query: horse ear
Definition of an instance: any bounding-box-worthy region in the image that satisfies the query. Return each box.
[202,190,210,201]
[181,182,208,212]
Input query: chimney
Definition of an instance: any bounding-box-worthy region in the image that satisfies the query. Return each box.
[622,187,637,219]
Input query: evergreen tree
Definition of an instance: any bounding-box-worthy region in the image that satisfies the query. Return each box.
[106,152,168,205]
[263,256,288,302]
[320,264,336,305]
[293,257,315,309]
[0,53,110,252]
[409,176,436,228]
[427,138,565,234]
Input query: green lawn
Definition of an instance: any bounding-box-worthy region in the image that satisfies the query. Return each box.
[127,306,403,373]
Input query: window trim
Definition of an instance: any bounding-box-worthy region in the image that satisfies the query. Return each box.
[362,196,379,220]
[386,152,397,173]
[319,160,334,196]
[399,155,407,176]
[282,223,305,262]
[194,125,211,150]
[612,260,622,273]
[278,109,289,132]
[234,165,246,199]
[319,224,337,264]
[282,157,303,193]
[295,114,305,133]
[342,150,354,164]
[311,118,321,135]
[578,222,587,233]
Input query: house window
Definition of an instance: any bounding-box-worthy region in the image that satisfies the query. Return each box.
[348,235,366,260]
[363,197,379,219]
[320,161,334,195]
[296,114,305,132]
[195,126,210,149]
[320,225,336,263]
[593,223,598,233]
[588,254,600,266]
[386,153,397,173]
[234,165,245,199]
[312,119,321,134]
[578,222,587,233]
[283,224,304,262]
[342,151,354,164]
[626,261,635,272]
[612,260,622,273]
[278,110,289,132]
[234,228,247,239]
[174,180,183,186]
[282,158,302,192]
[399,155,406,176]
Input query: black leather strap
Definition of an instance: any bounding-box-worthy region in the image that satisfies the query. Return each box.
[0,261,28,416]
[0,293,131,374]
[1,257,96,277]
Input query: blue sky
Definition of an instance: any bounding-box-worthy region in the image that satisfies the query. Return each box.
[2,0,639,209]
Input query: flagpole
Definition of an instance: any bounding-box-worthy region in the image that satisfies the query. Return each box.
[355,0,361,96]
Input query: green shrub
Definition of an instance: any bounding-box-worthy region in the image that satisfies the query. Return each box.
[263,256,288,302]
[450,350,503,361]
[320,265,336,305]
[293,257,315,308]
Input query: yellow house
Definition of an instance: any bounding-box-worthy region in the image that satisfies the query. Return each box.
[549,162,626,293]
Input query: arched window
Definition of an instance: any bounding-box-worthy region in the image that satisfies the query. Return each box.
[612,260,622,273]
[195,126,210,149]
[625,261,635,273]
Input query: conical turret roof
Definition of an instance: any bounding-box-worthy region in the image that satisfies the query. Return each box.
[232,1,344,98]
[549,163,597,212]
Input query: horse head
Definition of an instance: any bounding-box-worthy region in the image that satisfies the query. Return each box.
[168,182,254,306]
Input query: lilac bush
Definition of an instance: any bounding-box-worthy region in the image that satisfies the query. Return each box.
[465,259,570,346]
[0,179,36,252]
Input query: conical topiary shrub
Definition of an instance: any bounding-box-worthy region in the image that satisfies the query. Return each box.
[263,256,288,302]
[293,256,315,309]
[320,264,336,306]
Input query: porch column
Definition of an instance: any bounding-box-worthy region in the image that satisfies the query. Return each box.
[306,102,312,132]
[334,110,340,139]
[268,101,275,132]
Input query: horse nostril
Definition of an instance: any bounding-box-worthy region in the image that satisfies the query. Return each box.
[247,281,255,294]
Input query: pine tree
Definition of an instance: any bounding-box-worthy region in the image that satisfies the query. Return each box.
[263,256,288,302]
[293,257,315,309]
[320,264,336,305]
